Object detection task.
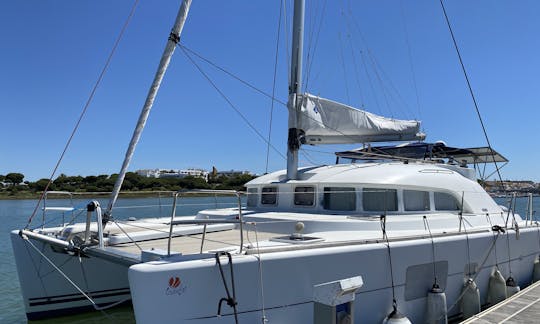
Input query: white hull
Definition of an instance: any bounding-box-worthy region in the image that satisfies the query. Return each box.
[10,230,131,320]
[129,227,539,323]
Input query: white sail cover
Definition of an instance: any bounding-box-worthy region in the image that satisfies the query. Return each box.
[298,93,425,144]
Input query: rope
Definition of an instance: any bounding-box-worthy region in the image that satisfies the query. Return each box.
[486,214,500,268]
[265,0,283,174]
[438,0,507,195]
[461,213,474,276]
[21,238,49,296]
[215,252,239,323]
[25,0,140,228]
[423,215,439,286]
[253,224,268,323]
[380,215,398,313]
[446,228,502,314]
[23,237,97,308]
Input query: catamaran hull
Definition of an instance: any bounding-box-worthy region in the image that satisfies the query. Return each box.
[128,227,540,323]
[10,231,131,320]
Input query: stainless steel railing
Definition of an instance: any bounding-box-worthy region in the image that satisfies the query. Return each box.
[167,189,245,256]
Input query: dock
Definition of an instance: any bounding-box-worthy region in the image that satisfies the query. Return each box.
[462,280,540,323]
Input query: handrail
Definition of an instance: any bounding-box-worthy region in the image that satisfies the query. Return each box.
[43,191,74,229]
[167,189,245,256]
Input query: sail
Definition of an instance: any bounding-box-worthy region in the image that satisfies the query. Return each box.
[298,93,425,144]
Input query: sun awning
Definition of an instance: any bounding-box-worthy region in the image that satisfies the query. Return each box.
[335,142,508,164]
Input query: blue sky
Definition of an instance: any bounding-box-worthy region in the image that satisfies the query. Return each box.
[1,1,539,182]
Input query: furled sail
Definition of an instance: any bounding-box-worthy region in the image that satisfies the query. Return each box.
[298,93,425,144]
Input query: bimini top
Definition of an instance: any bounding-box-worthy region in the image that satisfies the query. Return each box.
[335,142,508,165]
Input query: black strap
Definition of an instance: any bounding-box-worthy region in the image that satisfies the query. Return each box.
[215,252,239,323]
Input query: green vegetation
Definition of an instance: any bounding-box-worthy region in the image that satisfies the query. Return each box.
[0,172,256,199]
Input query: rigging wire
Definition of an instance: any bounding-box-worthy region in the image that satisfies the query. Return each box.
[347,34,366,108]
[399,0,422,120]
[179,46,287,160]
[365,50,394,117]
[265,0,284,174]
[302,0,317,90]
[179,45,287,107]
[25,0,140,228]
[438,0,507,194]
[303,0,328,94]
[359,50,382,114]
[283,0,291,86]
[344,8,417,119]
[338,31,351,104]
[341,1,366,108]
[179,44,389,155]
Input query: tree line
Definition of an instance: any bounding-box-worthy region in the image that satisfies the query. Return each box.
[0,172,256,195]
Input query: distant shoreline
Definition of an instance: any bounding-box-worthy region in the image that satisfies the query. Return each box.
[0,190,240,200]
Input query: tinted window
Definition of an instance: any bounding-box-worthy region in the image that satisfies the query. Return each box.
[434,192,460,210]
[247,188,258,207]
[261,187,278,205]
[294,186,315,206]
[323,187,356,211]
[403,190,430,211]
[363,188,398,212]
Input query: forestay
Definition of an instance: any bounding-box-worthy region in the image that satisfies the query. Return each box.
[298,93,425,144]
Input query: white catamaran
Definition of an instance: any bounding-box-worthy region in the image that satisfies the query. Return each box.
[11,1,540,323]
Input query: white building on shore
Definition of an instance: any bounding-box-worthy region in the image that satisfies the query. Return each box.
[136,169,209,182]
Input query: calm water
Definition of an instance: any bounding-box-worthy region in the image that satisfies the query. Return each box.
[1,195,538,323]
[0,195,239,323]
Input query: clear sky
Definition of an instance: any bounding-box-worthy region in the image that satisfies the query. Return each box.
[1,1,539,182]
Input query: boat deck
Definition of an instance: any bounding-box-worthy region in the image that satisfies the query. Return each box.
[462,280,540,323]
[108,227,281,256]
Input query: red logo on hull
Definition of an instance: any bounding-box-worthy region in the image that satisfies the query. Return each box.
[168,276,181,288]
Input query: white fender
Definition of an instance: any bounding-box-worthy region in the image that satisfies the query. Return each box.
[487,268,507,305]
[426,285,447,324]
[533,257,540,283]
[460,278,480,319]
[505,276,520,297]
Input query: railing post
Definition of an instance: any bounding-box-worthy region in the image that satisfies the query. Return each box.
[237,192,244,253]
[168,192,180,256]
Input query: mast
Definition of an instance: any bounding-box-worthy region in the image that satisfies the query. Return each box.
[286,0,305,180]
[103,0,192,223]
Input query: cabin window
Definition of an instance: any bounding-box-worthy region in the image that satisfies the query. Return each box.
[247,188,258,207]
[261,187,278,205]
[323,187,356,211]
[363,188,398,212]
[403,190,430,211]
[294,186,315,206]
[434,192,460,211]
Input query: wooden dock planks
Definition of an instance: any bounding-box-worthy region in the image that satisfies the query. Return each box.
[462,280,540,323]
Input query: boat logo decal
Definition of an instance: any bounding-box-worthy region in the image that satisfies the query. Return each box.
[166,276,187,296]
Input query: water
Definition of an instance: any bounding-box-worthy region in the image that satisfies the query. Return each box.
[0,195,240,323]
[1,195,538,323]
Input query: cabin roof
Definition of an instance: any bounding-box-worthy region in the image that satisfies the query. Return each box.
[247,162,484,193]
